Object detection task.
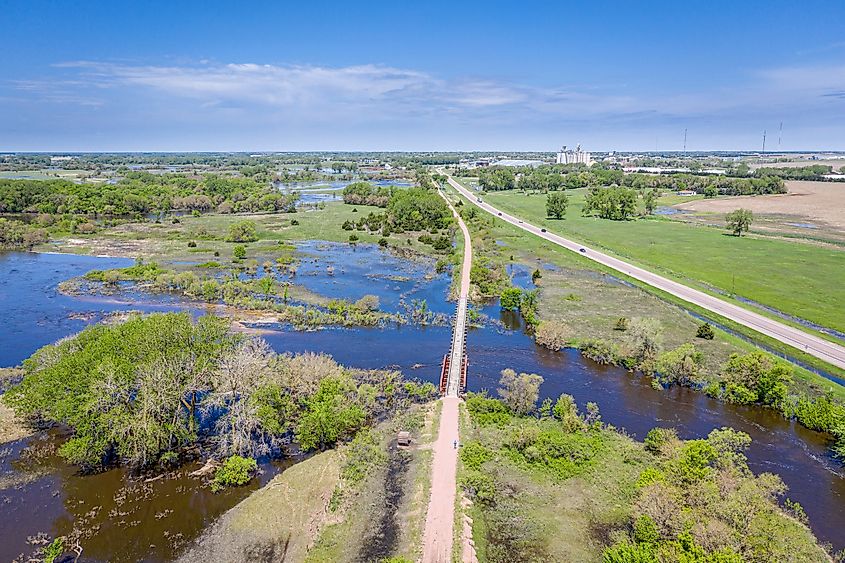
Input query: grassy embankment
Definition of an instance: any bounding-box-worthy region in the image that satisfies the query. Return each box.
[305,401,439,562]
[443,184,845,399]
[457,394,831,562]
[477,186,845,339]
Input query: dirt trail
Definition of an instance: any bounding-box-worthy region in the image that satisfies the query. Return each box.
[422,396,461,561]
[421,187,475,562]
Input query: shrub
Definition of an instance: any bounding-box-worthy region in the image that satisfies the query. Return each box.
[354,294,380,312]
[211,455,258,492]
[579,339,619,365]
[290,219,299,226]
[465,393,511,426]
[432,235,452,251]
[460,441,493,470]
[226,220,258,243]
[461,469,496,504]
[534,320,573,351]
[614,317,630,331]
[500,287,523,311]
[187,240,197,248]
[378,237,388,247]
[342,429,387,484]
[42,538,65,563]
[552,394,585,432]
[232,244,247,259]
[644,427,678,455]
[655,344,703,385]
[626,318,663,370]
[531,268,542,283]
[696,322,715,340]
[348,233,359,243]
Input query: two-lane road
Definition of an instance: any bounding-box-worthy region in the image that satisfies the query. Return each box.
[444,173,845,372]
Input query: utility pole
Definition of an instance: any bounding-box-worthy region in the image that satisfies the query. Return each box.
[778,122,783,150]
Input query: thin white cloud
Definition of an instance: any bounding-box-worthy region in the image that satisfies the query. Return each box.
[10,60,845,127]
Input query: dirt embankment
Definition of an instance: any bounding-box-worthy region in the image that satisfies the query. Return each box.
[0,402,32,445]
[176,450,341,563]
[674,180,845,231]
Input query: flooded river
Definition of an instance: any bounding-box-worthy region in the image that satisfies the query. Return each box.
[0,247,843,560]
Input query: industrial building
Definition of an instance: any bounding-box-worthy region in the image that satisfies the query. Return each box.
[555,145,592,166]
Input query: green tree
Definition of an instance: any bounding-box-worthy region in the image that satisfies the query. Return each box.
[725,208,753,236]
[226,220,258,242]
[233,244,247,259]
[546,191,569,219]
[643,190,657,215]
[497,368,543,415]
[3,313,233,468]
[295,376,366,450]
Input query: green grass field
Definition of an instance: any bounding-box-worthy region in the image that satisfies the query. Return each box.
[474,187,845,335]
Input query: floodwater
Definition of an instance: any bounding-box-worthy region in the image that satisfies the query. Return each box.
[0,247,844,561]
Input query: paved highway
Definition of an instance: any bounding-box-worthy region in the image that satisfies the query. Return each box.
[444,173,845,372]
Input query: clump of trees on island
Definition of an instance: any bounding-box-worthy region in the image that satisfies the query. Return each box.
[342,182,452,231]
[78,259,428,329]
[2,313,436,477]
[0,173,301,250]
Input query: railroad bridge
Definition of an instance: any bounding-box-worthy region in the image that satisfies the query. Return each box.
[438,301,468,396]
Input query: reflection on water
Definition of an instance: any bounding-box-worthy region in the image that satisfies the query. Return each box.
[0,247,844,559]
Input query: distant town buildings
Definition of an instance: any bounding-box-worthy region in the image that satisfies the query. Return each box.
[555,145,592,166]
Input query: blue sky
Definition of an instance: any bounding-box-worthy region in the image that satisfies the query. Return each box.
[2,0,844,151]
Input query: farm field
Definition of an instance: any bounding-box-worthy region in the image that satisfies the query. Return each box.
[674,180,845,239]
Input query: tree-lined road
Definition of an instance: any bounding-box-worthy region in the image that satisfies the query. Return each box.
[444,173,845,372]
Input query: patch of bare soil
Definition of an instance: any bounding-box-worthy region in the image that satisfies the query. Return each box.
[674,181,845,232]
[0,400,32,445]
[176,450,340,563]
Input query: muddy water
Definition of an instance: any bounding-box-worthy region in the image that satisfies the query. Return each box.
[0,247,844,560]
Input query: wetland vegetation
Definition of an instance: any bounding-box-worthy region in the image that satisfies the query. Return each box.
[2,152,845,562]
[459,388,831,562]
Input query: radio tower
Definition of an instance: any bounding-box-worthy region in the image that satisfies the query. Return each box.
[762,130,767,154]
[683,128,688,156]
[778,122,783,150]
